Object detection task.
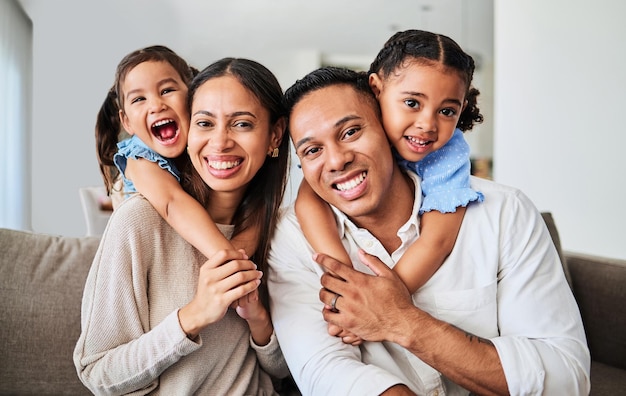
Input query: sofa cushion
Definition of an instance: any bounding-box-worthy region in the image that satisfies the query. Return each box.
[0,228,99,395]
[566,252,626,371]
[589,361,626,395]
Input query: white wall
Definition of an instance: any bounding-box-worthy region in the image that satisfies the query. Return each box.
[22,2,315,238]
[19,0,625,259]
[494,0,626,259]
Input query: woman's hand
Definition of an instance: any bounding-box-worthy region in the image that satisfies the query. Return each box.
[178,249,262,340]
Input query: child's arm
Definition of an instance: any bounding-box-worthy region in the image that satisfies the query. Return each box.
[396,129,482,293]
[295,179,352,266]
[297,179,363,345]
[393,207,465,293]
[126,158,237,258]
[229,225,259,258]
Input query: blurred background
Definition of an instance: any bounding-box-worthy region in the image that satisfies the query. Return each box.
[2,0,625,259]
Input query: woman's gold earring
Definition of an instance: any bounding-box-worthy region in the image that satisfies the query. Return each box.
[271,147,279,158]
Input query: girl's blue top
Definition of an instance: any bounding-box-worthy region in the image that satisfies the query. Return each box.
[113,135,181,199]
[395,128,484,214]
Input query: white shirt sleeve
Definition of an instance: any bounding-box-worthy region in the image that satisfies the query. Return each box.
[267,208,406,396]
[488,187,590,395]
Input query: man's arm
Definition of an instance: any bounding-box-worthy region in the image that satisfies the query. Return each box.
[317,250,509,395]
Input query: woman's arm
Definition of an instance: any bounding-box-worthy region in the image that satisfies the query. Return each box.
[74,202,200,395]
[126,157,233,258]
[74,205,266,394]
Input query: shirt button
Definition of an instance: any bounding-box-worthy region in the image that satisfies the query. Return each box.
[432,391,439,396]
[364,240,374,248]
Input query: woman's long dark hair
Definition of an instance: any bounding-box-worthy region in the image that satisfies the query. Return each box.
[95,45,195,193]
[182,58,290,307]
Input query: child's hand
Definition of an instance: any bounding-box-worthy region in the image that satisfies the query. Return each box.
[236,288,273,346]
[235,289,264,321]
[327,323,363,346]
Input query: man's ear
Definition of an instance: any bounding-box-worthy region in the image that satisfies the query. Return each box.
[369,73,383,97]
[119,109,134,136]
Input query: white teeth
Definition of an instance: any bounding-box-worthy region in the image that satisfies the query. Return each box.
[153,119,174,127]
[407,136,428,145]
[208,160,241,170]
[336,172,366,191]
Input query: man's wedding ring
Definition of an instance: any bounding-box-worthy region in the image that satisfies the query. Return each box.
[330,294,340,312]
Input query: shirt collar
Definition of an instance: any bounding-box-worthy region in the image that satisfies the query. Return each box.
[329,170,423,239]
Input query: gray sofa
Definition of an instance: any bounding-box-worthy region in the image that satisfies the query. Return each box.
[1,213,625,395]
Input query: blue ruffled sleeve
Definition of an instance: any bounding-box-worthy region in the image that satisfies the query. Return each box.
[399,129,484,214]
[113,135,181,196]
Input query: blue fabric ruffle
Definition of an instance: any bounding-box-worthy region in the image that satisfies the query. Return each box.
[113,135,181,196]
[395,128,484,214]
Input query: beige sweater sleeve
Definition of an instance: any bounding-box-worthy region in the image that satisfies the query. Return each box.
[74,196,288,395]
[73,198,200,395]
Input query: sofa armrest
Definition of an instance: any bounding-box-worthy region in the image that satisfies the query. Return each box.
[565,251,626,370]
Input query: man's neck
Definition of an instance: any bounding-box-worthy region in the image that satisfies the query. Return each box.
[350,167,415,254]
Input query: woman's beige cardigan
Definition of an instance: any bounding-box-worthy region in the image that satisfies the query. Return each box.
[74,195,289,395]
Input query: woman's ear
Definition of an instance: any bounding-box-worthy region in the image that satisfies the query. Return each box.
[119,109,134,136]
[369,73,383,97]
[270,116,286,148]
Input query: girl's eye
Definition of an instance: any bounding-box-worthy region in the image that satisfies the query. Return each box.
[441,108,457,117]
[161,87,175,95]
[404,99,419,109]
[130,96,145,104]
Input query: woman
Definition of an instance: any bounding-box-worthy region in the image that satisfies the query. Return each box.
[74,57,291,395]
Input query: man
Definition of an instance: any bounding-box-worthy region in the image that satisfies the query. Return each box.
[267,67,590,395]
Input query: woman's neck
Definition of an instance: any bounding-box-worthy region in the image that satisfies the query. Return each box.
[207,190,245,225]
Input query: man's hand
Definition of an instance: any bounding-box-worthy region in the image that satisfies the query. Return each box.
[316,249,415,343]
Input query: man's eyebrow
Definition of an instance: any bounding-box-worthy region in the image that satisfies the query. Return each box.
[294,136,311,150]
[294,114,362,150]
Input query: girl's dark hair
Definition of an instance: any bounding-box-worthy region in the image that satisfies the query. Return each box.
[95,45,195,193]
[369,29,483,131]
[182,58,290,307]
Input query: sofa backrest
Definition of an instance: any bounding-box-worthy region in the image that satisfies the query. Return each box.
[541,213,626,370]
[540,212,573,289]
[0,228,99,395]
